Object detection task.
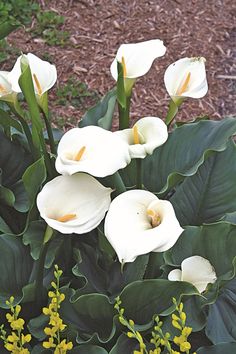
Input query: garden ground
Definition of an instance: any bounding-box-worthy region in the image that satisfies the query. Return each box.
[4,0,236,128]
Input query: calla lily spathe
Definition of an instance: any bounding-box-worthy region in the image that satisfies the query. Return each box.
[168,256,217,293]
[55,126,131,177]
[114,117,168,159]
[0,71,14,100]
[104,190,183,263]
[8,53,57,96]
[36,173,112,234]
[164,57,208,102]
[110,39,166,81]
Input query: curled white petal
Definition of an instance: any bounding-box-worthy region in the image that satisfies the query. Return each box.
[168,255,217,293]
[110,39,166,80]
[55,126,131,177]
[8,53,57,95]
[104,190,183,263]
[164,57,208,100]
[114,117,168,159]
[37,173,112,234]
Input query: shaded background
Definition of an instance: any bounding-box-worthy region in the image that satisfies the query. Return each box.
[4,0,236,127]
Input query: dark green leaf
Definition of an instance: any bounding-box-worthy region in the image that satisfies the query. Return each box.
[79,89,116,130]
[143,118,236,195]
[0,233,34,308]
[205,278,236,344]
[170,140,236,225]
[110,334,137,354]
[119,279,199,325]
[60,288,115,344]
[0,107,23,132]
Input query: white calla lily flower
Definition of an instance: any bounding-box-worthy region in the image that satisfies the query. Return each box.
[168,256,217,293]
[104,190,183,263]
[0,71,14,99]
[37,173,112,234]
[55,126,131,177]
[164,57,208,102]
[114,117,168,159]
[8,53,57,96]
[110,39,166,81]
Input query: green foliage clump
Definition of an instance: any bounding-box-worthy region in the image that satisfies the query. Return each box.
[56,77,100,108]
[0,0,39,27]
[32,10,70,46]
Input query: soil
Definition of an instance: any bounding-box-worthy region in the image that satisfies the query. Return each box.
[4,0,236,129]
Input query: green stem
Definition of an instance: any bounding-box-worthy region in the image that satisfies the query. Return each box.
[35,225,54,306]
[165,99,179,126]
[118,95,131,130]
[42,111,57,155]
[35,241,49,306]
[135,158,143,189]
[111,171,126,195]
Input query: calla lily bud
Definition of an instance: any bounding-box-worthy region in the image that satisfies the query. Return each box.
[114,117,168,159]
[55,126,131,178]
[36,173,112,234]
[8,53,57,96]
[104,190,183,263]
[168,256,217,293]
[111,39,166,95]
[164,57,208,104]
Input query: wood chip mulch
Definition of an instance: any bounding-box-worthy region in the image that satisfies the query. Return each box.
[5,0,236,128]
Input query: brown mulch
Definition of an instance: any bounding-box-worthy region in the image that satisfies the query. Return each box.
[4,0,236,128]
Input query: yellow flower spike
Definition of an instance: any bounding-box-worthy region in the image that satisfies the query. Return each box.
[74,146,86,162]
[121,56,127,77]
[56,214,77,223]
[180,312,186,323]
[176,72,191,96]
[182,327,192,337]
[33,73,43,95]
[133,126,140,145]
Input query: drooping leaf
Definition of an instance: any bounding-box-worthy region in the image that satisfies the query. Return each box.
[22,156,46,210]
[143,118,236,195]
[79,89,116,130]
[59,288,115,345]
[119,279,199,325]
[170,140,236,225]
[0,233,34,308]
[0,130,32,187]
[205,278,236,344]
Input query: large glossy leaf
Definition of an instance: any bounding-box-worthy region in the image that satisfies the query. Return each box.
[79,89,116,130]
[143,118,236,195]
[205,278,236,344]
[22,157,46,210]
[197,342,236,353]
[171,140,236,225]
[59,288,115,345]
[0,234,34,307]
[119,279,199,325]
[0,130,32,187]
